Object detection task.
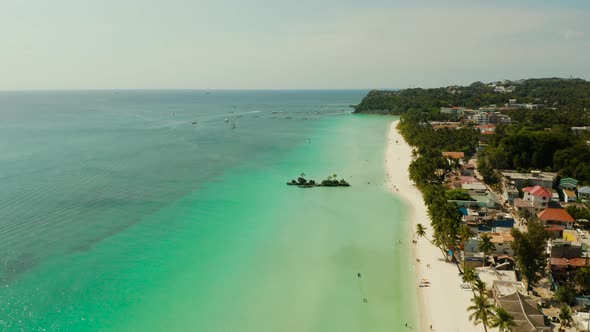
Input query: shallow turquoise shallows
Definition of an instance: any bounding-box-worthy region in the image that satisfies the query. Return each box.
[0,91,417,331]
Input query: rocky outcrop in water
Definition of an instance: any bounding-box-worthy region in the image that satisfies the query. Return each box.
[286,176,350,188]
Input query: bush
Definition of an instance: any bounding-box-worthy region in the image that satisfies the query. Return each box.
[555,286,576,305]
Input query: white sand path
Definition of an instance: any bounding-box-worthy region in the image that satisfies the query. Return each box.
[385,120,481,332]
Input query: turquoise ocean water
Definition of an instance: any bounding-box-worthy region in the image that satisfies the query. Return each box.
[0,91,417,331]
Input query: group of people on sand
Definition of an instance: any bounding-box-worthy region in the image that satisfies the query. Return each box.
[384,169,400,192]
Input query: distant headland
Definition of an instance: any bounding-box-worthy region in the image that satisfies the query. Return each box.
[353,77,590,115]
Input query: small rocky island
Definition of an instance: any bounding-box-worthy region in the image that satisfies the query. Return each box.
[287,175,350,188]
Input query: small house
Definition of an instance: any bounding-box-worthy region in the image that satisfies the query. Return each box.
[563,189,577,202]
[578,186,590,201]
[522,185,551,210]
[537,208,575,229]
[442,151,465,160]
[559,177,578,190]
[462,164,476,176]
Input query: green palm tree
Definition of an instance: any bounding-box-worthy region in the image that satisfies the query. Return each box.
[416,223,430,242]
[473,278,487,297]
[489,307,516,332]
[467,293,494,332]
[558,304,572,330]
[458,225,474,248]
[478,234,496,266]
[462,268,478,295]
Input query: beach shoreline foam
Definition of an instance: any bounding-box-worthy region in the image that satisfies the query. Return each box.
[385,120,475,332]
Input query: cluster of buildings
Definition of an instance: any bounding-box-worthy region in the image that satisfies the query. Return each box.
[504,99,547,110]
[440,106,512,126]
[488,79,525,93]
[493,85,517,93]
[436,98,555,131]
[440,151,590,330]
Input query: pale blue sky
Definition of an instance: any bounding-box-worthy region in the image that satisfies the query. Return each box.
[1,0,589,89]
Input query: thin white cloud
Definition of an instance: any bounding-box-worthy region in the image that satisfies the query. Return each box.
[563,29,585,40]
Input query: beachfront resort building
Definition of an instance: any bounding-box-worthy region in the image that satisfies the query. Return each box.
[430,122,462,130]
[464,233,515,257]
[448,185,500,209]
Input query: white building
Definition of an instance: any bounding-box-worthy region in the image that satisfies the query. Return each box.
[522,186,552,209]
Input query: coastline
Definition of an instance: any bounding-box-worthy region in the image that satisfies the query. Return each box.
[385,120,475,332]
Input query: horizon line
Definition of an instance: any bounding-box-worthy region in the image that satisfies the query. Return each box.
[0,88,382,93]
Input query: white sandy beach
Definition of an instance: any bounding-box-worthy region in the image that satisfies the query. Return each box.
[385,120,478,332]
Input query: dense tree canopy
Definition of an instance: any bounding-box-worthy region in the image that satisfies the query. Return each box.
[511,218,549,289]
[358,78,590,184]
[355,78,590,121]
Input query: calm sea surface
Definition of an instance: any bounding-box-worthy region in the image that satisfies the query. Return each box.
[0,90,417,331]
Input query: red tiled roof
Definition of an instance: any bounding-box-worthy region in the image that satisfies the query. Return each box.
[475,124,496,129]
[550,257,589,267]
[442,151,465,159]
[537,208,574,223]
[551,258,568,267]
[481,131,494,135]
[523,186,552,198]
[464,164,476,169]
[569,258,589,267]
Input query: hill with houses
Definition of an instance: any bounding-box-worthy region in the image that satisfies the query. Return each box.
[357,78,590,330]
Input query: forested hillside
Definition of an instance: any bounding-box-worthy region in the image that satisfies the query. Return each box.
[355,78,590,125]
[356,78,590,184]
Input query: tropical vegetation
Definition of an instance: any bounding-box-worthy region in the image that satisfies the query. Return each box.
[489,307,516,332]
[467,293,494,332]
[356,77,590,184]
[353,78,590,328]
[511,218,549,290]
